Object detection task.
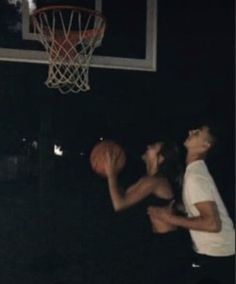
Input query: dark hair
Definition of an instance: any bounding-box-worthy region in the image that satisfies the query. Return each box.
[157,141,183,202]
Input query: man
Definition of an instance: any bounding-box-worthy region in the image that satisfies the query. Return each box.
[147,125,235,284]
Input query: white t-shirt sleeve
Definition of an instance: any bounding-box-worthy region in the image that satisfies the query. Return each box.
[185,175,215,205]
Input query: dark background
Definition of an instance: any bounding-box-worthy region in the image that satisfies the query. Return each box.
[0,0,234,283]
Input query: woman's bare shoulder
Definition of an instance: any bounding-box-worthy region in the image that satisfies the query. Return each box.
[135,176,173,199]
[138,176,160,184]
[138,176,169,188]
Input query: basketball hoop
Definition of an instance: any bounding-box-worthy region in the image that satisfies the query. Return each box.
[31,6,106,94]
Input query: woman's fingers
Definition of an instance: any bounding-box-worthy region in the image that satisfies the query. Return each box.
[105,149,117,165]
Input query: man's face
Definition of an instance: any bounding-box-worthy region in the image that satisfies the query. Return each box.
[184,126,211,154]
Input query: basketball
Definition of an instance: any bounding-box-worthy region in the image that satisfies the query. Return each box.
[90,140,126,177]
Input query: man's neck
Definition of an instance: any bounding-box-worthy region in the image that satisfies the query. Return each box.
[186,153,205,166]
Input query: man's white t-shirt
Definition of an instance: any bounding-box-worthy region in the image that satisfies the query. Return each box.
[183,160,235,256]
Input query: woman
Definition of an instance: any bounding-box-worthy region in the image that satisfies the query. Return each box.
[105,141,191,284]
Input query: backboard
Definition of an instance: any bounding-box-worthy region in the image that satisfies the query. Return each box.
[0,0,157,71]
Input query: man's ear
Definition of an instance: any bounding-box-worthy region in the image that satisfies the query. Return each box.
[203,141,211,150]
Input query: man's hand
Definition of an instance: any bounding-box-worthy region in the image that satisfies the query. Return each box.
[147,205,173,224]
[148,201,222,232]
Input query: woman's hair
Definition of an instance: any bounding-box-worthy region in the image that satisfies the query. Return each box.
[157,141,183,202]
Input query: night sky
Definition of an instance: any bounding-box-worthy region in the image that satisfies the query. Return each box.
[0,0,234,283]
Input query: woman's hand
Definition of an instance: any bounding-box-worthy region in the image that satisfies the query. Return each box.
[104,150,119,178]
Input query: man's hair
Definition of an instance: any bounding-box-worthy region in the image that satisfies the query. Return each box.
[201,125,217,147]
[199,123,222,158]
[187,118,221,157]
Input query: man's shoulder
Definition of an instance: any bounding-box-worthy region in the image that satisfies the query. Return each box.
[185,161,210,179]
[184,170,217,197]
[185,173,209,185]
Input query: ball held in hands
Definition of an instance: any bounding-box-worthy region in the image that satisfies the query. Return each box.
[90,140,126,177]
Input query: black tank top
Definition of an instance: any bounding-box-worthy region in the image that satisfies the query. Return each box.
[142,194,175,208]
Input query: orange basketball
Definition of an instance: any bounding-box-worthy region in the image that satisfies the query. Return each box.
[90,140,126,177]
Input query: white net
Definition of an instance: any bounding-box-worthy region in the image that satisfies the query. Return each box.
[32,6,106,94]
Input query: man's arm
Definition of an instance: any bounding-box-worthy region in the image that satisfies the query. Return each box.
[148,201,221,232]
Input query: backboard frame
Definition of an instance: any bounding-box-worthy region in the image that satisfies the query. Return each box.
[0,0,157,71]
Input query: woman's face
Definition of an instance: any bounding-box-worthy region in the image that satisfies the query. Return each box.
[142,142,164,165]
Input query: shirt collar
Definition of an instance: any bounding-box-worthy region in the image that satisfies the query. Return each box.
[186,160,205,172]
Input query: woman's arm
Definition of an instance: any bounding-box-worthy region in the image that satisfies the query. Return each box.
[105,152,157,211]
[107,173,156,211]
